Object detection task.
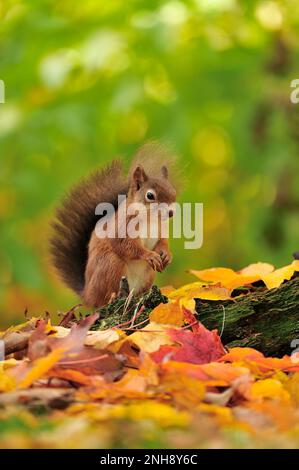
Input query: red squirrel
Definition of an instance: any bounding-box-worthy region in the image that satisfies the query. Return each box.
[50,143,177,307]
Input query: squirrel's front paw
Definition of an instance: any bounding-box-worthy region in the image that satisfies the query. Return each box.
[160,250,172,269]
[144,251,164,272]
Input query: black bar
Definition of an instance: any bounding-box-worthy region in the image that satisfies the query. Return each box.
[0,449,298,466]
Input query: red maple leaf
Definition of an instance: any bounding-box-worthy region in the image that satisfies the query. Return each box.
[152,322,226,365]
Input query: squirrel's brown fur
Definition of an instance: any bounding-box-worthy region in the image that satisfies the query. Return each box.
[50,160,127,294]
[50,142,177,307]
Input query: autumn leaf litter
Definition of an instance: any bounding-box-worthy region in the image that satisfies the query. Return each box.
[1,259,299,449]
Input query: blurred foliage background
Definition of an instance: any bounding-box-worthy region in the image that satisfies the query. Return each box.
[0,0,299,326]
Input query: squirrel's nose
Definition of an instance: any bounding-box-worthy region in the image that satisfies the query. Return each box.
[168,209,174,218]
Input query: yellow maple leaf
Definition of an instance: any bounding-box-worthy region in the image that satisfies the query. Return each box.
[250,378,290,402]
[261,260,299,289]
[128,322,175,353]
[190,260,298,291]
[189,265,269,289]
[189,268,253,290]
[179,297,196,312]
[18,348,64,389]
[0,365,16,392]
[168,281,232,302]
[189,267,237,284]
[240,262,274,277]
[149,301,184,326]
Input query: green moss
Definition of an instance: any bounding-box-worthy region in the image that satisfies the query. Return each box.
[91,285,168,332]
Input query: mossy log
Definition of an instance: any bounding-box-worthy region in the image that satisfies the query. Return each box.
[90,277,299,357]
[195,277,299,357]
[5,280,298,359]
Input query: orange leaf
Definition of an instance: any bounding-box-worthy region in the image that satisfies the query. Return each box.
[128,322,176,353]
[199,362,250,384]
[161,370,206,408]
[189,267,237,283]
[221,347,299,374]
[160,285,176,296]
[160,361,249,387]
[149,301,184,326]
[189,266,264,289]
[48,368,92,386]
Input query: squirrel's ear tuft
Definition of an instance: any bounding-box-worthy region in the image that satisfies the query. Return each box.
[161,165,168,179]
[132,165,147,189]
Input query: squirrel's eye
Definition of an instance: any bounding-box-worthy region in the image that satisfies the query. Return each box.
[146,191,155,202]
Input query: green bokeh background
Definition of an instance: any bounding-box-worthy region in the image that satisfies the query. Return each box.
[0,0,299,326]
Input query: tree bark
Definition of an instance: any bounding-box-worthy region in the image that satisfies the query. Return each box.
[195,277,299,357]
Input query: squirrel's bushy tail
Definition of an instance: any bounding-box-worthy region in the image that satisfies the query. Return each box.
[50,160,127,295]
